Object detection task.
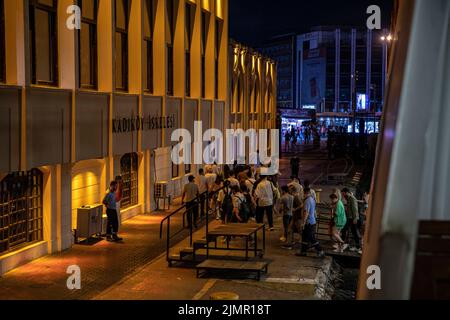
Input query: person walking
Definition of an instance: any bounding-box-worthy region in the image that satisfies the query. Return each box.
[196,169,208,217]
[205,167,217,193]
[280,186,294,243]
[182,175,200,229]
[296,188,325,258]
[231,185,248,223]
[254,176,276,231]
[288,176,303,196]
[102,181,123,242]
[217,180,233,224]
[290,157,300,179]
[227,171,240,188]
[341,188,362,254]
[329,193,347,252]
[282,185,304,249]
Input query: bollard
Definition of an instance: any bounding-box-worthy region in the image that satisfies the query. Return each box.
[210,292,240,300]
[315,188,323,204]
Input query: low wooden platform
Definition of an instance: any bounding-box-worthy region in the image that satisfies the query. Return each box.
[196,259,269,281]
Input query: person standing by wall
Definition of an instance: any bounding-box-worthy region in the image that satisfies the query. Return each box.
[182,175,200,229]
[296,188,324,258]
[102,181,123,242]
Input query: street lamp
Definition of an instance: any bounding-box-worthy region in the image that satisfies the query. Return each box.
[380,32,392,109]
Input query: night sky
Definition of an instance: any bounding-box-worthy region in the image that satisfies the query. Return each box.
[229,0,395,46]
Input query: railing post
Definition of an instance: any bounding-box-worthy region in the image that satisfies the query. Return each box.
[190,205,193,247]
[166,217,170,262]
[206,192,209,236]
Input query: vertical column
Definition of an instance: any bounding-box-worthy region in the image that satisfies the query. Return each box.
[334,29,340,112]
[351,29,356,109]
[381,29,388,109]
[366,29,373,107]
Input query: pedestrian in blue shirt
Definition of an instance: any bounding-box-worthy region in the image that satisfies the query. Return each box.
[296,188,325,258]
[102,181,123,242]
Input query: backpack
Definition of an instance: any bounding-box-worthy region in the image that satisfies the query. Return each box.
[236,194,250,222]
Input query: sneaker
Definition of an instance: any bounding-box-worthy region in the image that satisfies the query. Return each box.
[349,246,358,252]
[106,235,114,242]
[357,249,363,255]
[281,244,293,250]
[332,243,339,250]
[342,244,349,252]
[317,251,325,258]
[280,236,287,242]
[112,234,123,242]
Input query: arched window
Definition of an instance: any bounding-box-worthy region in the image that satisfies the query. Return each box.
[0,169,43,254]
[120,153,138,208]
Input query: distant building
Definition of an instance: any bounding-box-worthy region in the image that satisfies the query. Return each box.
[297,26,388,114]
[259,34,297,109]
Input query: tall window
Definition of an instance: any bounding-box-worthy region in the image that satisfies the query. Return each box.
[115,0,130,91]
[214,18,223,100]
[0,0,5,83]
[29,0,58,86]
[0,170,43,255]
[120,153,138,209]
[200,10,209,98]
[78,0,98,89]
[166,0,175,96]
[143,0,155,93]
[185,3,194,97]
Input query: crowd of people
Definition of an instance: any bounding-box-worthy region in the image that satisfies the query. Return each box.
[180,161,368,257]
[283,125,321,150]
[101,161,368,257]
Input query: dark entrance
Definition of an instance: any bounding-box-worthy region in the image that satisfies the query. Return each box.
[0,169,43,254]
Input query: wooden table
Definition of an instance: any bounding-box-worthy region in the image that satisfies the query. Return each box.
[205,223,266,260]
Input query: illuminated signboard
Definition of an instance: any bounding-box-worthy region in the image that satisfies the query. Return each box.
[357,93,367,110]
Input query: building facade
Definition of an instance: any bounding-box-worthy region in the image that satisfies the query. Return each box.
[259,34,296,110]
[229,41,277,139]
[0,0,234,275]
[297,26,388,114]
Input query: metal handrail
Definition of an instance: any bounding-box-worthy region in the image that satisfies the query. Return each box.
[159,186,226,262]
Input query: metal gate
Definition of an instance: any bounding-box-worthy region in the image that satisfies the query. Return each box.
[0,169,43,255]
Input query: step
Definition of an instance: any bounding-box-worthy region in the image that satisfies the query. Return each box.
[179,247,195,259]
[193,239,208,249]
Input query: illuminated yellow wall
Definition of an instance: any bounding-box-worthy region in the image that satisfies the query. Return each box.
[71,160,106,229]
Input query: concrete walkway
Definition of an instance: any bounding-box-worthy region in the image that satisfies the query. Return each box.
[0,147,348,300]
[94,215,333,301]
[0,203,188,300]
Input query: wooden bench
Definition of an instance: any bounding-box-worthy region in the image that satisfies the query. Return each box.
[196,259,269,281]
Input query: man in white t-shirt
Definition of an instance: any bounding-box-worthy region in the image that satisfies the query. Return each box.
[254,176,275,230]
[288,177,303,197]
[227,171,240,188]
[205,168,217,192]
